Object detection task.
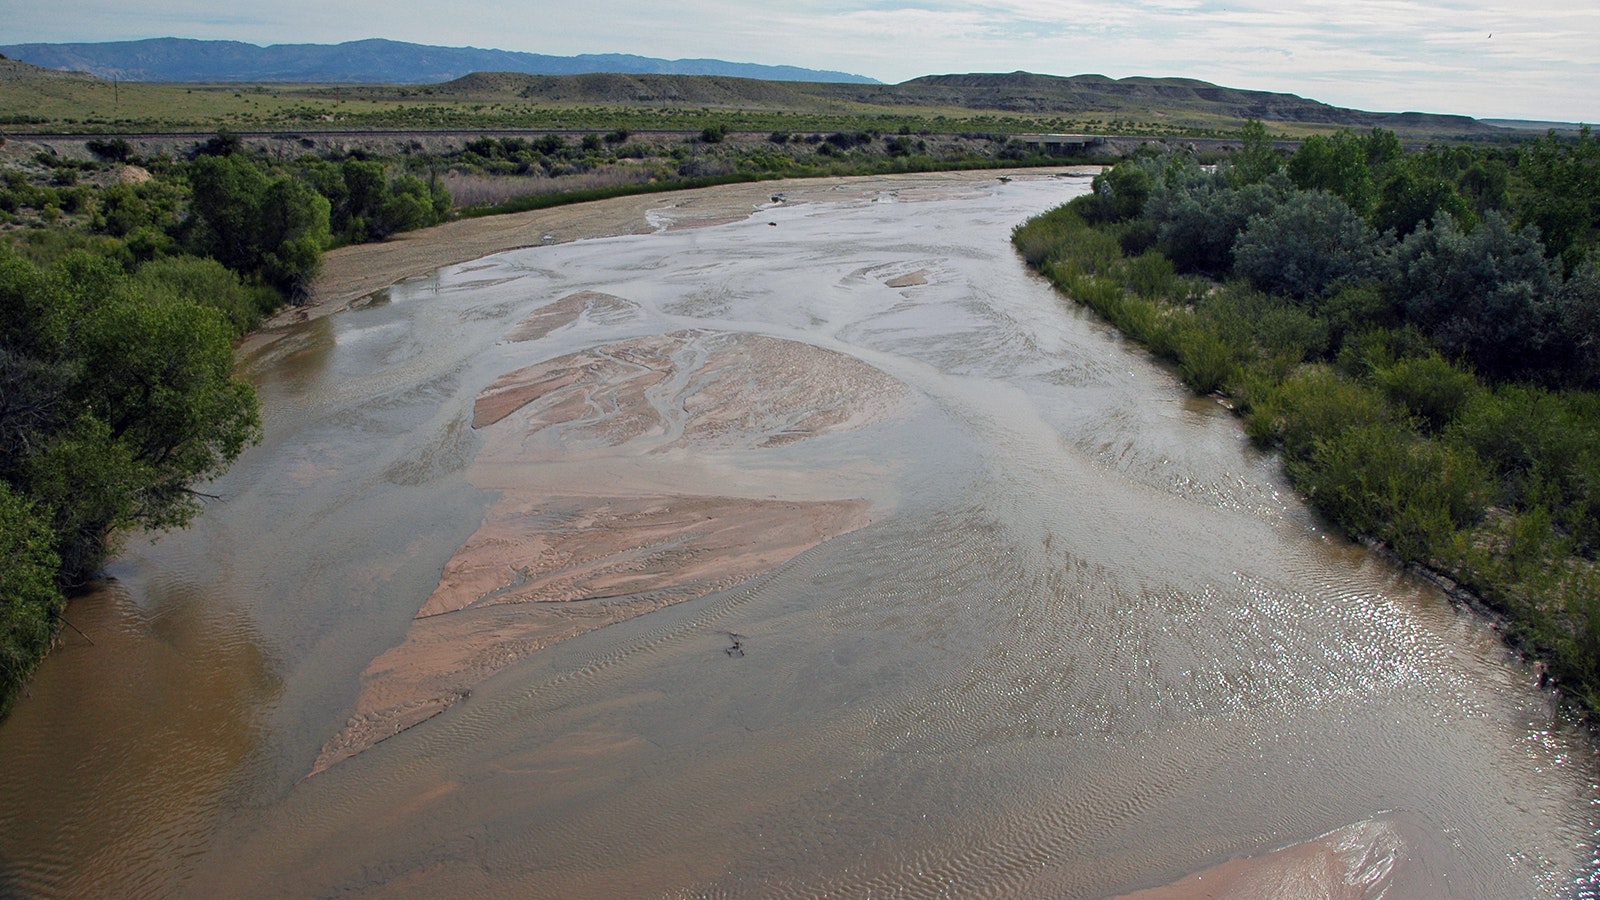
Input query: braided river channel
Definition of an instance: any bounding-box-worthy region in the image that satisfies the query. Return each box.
[2,170,1597,897]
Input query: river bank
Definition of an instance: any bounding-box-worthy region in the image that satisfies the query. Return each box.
[271,168,1588,897]
[3,167,1588,898]
[281,167,1104,322]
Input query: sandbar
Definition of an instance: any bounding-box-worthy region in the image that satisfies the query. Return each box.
[311,493,869,775]
[261,168,1082,343]
[1110,819,1404,900]
[312,313,910,773]
[474,329,909,448]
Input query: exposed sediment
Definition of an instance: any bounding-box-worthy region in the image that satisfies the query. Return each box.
[1110,819,1405,900]
[312,321,908,775]
[502,290,639,343]
[311,493,869,775]
[474,329,910,449]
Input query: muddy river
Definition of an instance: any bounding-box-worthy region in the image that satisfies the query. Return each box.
[0,171,1596,898]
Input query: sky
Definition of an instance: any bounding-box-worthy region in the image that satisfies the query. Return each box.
[5,0,1598,123]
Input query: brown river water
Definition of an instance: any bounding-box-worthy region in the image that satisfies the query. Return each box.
[1,171,1597,898]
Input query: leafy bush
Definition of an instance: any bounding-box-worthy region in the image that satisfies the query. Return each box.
[1394,213,1558,380]
[186,154,331,300]
[1449,385,1600,550]
[134,254,279,336]
[1374,162,1475,236]
[1176,325,1236,393]
[1087,159,1154,222]
[0,483,62,716]
[1225,119,1285,187]
[1145,163,1283,275]
[1287,130,1376,216]
[1289,421,1487,563]
[1373,353,1480,432]
[1554,264,1600,390]
[0,248,262,582]
[1233,190,1389,300]
[85,138,133,162]
[1247,365,1394,458]
[1120,250,1176,298]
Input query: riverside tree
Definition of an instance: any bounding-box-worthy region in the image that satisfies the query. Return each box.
[186,153,331,302]
[0,247,261,709]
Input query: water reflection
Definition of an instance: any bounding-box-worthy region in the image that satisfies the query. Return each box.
[0,571,276,897]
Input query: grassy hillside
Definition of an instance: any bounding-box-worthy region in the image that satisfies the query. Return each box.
[0,58,1526,141]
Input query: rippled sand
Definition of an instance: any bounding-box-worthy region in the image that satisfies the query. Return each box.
[1112,820,1406,899]
[312,493,869,774]
[473,329,909,445]
[314,322,906,773]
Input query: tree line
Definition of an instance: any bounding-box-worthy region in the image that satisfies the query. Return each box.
[1014,123,1600,709]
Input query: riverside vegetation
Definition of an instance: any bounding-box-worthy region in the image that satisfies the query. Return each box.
[1014,122,1600,710]
[0,134,459,713]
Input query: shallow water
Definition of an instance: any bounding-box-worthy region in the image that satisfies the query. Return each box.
[0,172,1595,898]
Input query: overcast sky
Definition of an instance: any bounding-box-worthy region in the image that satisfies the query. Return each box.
[6,0,1597,123]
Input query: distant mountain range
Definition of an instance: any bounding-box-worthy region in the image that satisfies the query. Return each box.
[422,70,1504,137]
[895,73,1501,133]
[0,38,881,85]
[0,39,1551,139]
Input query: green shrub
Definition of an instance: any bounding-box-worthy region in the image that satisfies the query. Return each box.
[1233,189,1388,300]
[1250,365,1395,460]
[0,484,62,716]
[1088,159,1154,222]
[1176,325,1237,394]
[1011,206,1080,268]
[135,254,280,336]
[1373,353,1480,432]
[1121,250,1176,298]
[1253,304,1330,367]
[1393,212,1558,380]
[1290,421,1487,563]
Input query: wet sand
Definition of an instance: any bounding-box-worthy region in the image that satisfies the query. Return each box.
[1112,820,1406,900]
[270,169,1069,339]
[473,328,910,445]
[311,493,870,775]
[313,315,910,773]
